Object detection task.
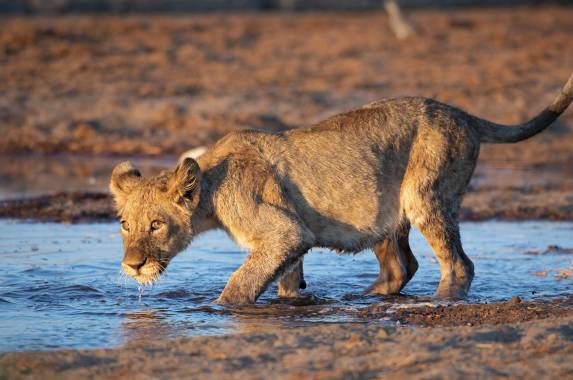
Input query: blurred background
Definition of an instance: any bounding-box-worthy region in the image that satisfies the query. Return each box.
[1,1,573,12]
[0,0,572,201]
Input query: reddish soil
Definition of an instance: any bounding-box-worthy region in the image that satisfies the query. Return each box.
[0,7,572,163]
[365,296,573,327]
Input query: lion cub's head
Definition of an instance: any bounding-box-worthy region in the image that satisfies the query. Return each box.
[109,158,201,285]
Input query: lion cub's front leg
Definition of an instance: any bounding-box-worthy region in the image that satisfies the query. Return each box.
[217,245,309,304]
[216,205,314,305]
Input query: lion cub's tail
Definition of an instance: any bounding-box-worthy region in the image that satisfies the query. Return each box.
[475,72,573,144]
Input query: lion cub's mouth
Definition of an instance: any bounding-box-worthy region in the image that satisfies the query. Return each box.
[121,259,166,285]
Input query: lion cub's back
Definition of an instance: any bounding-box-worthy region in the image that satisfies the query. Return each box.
[275,107,417,244]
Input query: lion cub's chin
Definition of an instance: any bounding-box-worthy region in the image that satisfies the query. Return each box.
[121,260,166,286]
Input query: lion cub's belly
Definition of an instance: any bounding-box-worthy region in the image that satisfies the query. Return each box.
[313,225,387,253]
[293,185,402,252]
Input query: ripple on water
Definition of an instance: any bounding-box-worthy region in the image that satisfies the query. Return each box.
[0,220,572,352]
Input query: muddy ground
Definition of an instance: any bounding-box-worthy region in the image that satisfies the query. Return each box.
[1,6,573,379]
[2,297,573,379]
[1,7,573,162]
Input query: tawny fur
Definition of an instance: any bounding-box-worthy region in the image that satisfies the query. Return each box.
[110,73,573,304]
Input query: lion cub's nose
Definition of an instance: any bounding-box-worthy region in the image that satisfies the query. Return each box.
[123,255,147,272]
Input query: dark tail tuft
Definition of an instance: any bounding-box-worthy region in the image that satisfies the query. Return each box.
[475,72,573,144]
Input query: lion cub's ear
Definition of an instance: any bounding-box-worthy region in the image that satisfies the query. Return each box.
[168,158,201,206]
[109,161,142,210]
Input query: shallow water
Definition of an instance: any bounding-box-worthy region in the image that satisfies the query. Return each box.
[0,220,572,352]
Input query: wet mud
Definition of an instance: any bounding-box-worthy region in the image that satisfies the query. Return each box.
[2,308,573,379]
[0,192,114,222]
[363,296,573,327]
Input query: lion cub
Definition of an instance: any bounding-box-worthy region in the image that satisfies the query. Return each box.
[111,73,572,304]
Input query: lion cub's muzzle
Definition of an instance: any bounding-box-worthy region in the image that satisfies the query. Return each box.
[121,249,166,285]
[123,253,147,272]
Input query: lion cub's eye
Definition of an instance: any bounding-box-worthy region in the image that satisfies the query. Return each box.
[150,220,165,231]
[121,220,130,232]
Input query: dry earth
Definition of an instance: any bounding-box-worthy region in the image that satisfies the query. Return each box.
[1,7,573,162]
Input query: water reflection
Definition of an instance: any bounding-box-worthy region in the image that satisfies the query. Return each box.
[121,310,185,344]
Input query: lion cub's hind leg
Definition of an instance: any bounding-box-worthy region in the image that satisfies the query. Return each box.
[277,259,306,298]
[414,210,474,299]
[366,224,418,295]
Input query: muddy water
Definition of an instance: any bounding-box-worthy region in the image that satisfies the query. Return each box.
[0,220,572,352]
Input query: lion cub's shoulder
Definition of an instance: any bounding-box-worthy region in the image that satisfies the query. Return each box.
[198,129,281,172]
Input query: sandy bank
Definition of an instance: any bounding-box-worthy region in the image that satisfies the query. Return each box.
[2,297,572,379]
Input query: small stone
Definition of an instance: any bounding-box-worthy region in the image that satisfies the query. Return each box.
[376,328,389,339]
[344,333,365,348]
[510,296,522,305]
[546,333,559,344]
